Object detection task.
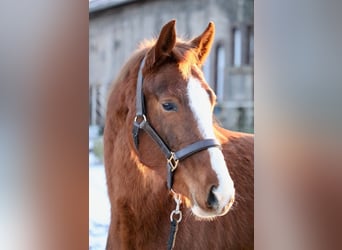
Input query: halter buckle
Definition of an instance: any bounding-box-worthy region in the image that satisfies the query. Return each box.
[167,152,179,172]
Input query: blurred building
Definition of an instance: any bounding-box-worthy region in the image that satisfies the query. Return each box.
[89,0,253,132]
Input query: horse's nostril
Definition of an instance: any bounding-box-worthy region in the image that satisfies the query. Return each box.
[207,186,218,209]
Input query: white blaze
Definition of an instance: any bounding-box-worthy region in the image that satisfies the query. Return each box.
[187,77,235,214]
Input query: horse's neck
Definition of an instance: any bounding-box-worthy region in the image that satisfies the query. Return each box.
[115,156,173,245]
[118,150,172,217]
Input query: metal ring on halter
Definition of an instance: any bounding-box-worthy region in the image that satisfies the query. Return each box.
[134,114,147,124]
[170,210,182,223]
[169,191,182,222]
[170,189,180,199]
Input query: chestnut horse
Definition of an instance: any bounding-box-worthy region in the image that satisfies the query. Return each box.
[104,20,254,249]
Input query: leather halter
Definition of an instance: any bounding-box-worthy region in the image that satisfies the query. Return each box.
[132,56,220,190]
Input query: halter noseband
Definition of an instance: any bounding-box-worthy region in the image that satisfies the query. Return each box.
[132,56,220,190]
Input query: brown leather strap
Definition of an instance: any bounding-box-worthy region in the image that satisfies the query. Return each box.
[140,119,172,159]
[174,139,220,161]
[136,56,146,117]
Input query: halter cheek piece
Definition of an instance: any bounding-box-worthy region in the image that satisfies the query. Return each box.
[132,56,220,190]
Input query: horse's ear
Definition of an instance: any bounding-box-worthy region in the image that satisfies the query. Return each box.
[191,22,215,66]
[150,20,176,65]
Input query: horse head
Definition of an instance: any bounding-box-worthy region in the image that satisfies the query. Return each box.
[133,20,235,219]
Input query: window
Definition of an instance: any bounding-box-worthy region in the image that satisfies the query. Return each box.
[89,84,104,126]
[232,28,242,67]
[237,107,246,130]
[247,26,254,65]
[96,85,103,125]
[215,44,225,102]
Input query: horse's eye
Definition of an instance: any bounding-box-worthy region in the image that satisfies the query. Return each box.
[162,102,177,112]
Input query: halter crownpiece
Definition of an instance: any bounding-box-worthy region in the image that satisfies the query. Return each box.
[132,56,220,190]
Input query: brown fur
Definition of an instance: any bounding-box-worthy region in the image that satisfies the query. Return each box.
[104,20,254,250]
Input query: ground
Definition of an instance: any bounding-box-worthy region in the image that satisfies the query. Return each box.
[89,149,110,250]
